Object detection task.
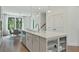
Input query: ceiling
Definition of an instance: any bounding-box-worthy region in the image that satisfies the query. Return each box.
[1,6,66,15]
[2,6,48,13]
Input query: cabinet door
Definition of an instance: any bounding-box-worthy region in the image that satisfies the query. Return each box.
[40,37,47,52]
[28,36,33,51]
[22,37,26,45]
[26,33,29,49]
[46,11,64,32]
[32,35,39,52]
[54,14,64,32]
[46,14,54,31]
[26,33,33,51]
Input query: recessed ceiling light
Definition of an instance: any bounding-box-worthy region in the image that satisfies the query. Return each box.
[38,8,40,10]
[48,10,51,13]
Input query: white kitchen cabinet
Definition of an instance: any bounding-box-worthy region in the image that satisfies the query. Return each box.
[24,31,66,52]
[22,37,26,45]
[0,6,2,45]
[26,33,33,51]
[46,11,65,32]
[26,33,40,52]
[22,32,26,46]
[39,37,47,52]
[32,35,40,52]
[0,31,2,45]
[26,37,29,49]
[28,36,33,51]
[0,6,1,19]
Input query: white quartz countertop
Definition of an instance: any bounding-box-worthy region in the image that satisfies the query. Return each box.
[24,29,67,39]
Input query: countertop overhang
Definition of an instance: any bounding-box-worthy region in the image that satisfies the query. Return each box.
[23,29,67,39]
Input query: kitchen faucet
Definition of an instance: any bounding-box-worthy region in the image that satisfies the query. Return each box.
[36,24,40,32]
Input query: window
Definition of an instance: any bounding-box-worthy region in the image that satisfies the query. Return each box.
[8,17,15,33]
[8,17,22,34]
[16,18,22,29]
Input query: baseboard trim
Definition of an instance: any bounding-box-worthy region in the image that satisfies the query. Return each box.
[67,43,79,46]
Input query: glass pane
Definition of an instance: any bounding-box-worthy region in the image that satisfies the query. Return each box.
[16,18,22,29]
[8,17,15,34]
[16,18,19,29]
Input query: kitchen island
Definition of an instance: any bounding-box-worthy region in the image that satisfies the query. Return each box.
[0,31,2,45]
[22,30,67,52]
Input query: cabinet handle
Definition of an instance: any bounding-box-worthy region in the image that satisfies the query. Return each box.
[53,29,56,30]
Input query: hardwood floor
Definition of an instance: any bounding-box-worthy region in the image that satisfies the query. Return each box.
[0,36,28,52]
[0,35,79,52]
[67,46,79,52]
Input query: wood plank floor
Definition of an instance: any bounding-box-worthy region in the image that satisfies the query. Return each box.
[67,46,79,52]
[0,36,79,52]
[0,36,28,52]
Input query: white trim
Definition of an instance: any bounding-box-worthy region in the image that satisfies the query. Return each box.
[67,42,79,46]
[2,11,31,17]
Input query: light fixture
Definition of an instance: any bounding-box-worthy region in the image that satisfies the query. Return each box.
[38,8,40,10]
[48,10,51,13]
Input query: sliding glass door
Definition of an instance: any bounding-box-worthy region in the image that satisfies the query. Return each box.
[16,18,22,29]
[8,17,15,34]
[8,17,22,34]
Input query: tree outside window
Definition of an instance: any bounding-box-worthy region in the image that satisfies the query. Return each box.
[8,17,15,34]
[16,18,22,29]
[8,17,22,34]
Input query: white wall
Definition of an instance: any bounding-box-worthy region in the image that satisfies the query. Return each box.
[31,12,40,31]
[46,7,79,46]
[22,16,31,30]
[2,14,8,32]
[0,6,2,45]
[46,7,66,32]
[0,6,1,20]
[22,12,46,32]
[40,13,46,31]
[40,13,46,26]
[65,7,79,46]
[2,6,79,46]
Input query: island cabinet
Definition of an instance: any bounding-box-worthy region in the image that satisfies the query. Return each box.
[24,31,67,52]
[39,37,47,52]
[26,33,47,52]
[0,7,2,45]
[26,33,33,51]
[32,35,40,52]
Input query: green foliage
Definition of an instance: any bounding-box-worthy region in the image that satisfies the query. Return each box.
[16,18,22,29]
[8,17,15,31]
[8,17,22,34]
